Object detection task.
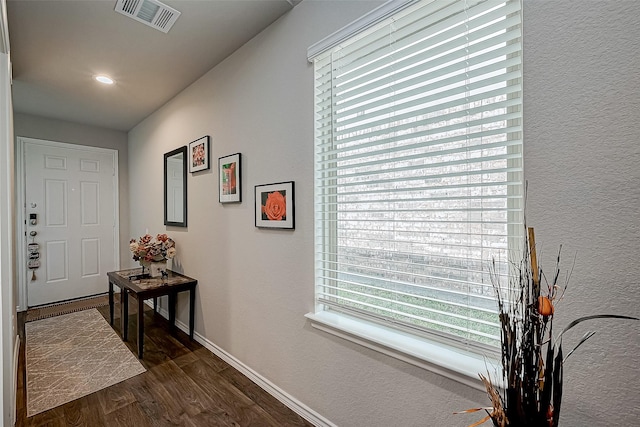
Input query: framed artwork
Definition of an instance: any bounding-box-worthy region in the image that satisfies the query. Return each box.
[218,153,241,203]
[188,135,210,173]
[255,181,295,229]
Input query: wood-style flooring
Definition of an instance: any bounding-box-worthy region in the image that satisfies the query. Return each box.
[16,298,314,427]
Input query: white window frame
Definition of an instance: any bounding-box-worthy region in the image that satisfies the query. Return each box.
[306,0,524,386]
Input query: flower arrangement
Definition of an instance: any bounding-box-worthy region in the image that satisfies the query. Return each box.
[129,233,176,268]
[192,143,205,167]
[459,227,637,427]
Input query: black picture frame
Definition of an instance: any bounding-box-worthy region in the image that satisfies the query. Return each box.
[188,135,210,173]
[218,153,241,203]
[255,181,294,229]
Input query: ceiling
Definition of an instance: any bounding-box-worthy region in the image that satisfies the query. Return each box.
[6,0,298,131]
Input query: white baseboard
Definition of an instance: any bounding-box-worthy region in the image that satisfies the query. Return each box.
[150,302,334,427]
[12,334,19,426]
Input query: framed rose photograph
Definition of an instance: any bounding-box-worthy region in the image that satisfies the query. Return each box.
[255,181,294,229]
[218,153,241,203]
[188,135,210,173]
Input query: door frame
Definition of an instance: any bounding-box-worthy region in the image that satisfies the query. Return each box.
[15,136,120,310]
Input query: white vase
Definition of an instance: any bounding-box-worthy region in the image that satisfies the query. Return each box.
[149,260,167,278]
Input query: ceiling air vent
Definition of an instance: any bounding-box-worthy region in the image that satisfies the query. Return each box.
[114,0,181,33]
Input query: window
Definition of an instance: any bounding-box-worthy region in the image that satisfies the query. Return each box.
[308,0,523,372]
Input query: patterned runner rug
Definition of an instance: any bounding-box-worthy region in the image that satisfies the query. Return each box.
[25,309,145,417]
[25,294,116,323]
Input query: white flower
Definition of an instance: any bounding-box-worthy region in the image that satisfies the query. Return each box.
[129,242,138,252]
[166,247,177,259]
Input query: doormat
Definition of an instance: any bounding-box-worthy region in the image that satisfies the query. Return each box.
[25,294,116,323]
[25,309,145,417]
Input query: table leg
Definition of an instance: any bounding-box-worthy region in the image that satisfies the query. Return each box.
[121,288,128,341]
[153,297,158,314]
[189,286,195,340]
[138,297,145,359]
[109,281,114,326]
[168,292,176,330]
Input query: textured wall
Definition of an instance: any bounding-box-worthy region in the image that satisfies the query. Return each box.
[523,0,640,425]
[127,1,640,425]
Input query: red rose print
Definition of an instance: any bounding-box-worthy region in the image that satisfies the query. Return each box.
[261,191,286,221]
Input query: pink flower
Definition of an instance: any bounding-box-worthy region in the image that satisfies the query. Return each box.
[129,233,178,265]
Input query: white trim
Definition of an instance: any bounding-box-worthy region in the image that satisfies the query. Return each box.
[14,140,25,312]
[0,48,13,427]
[0,0,9,54]
[304,311,501,392]
[307,0,421,61]
[152,302,336,427]
[11,335,18,425]
[16,137,120,311]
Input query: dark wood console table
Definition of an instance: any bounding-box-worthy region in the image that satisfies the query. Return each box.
[107,268,197,358]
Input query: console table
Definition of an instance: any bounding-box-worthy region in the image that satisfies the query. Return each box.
[107,268,197,358]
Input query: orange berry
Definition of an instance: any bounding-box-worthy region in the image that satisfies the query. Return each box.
[538,296,554,316]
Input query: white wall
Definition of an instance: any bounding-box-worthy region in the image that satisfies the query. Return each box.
[523,0,640,424]
[0,51,15,427]
[0,0,16,424]
[128,1,640,425]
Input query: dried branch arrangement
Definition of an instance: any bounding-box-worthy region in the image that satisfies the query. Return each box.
[458,227,638,427]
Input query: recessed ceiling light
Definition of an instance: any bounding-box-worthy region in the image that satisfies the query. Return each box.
[95,75,115,85]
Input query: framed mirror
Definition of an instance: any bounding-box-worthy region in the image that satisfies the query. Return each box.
[164,146,187,227]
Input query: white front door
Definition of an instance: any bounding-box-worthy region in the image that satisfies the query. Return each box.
[22,139,118,307]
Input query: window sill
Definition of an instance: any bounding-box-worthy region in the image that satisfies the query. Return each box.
[305,311,500,391]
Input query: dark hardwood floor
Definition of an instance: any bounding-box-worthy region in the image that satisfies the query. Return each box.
[16,298,314,427]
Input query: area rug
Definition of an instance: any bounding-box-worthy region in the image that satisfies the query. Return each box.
[25,309,145,417]
[26,294,115,323]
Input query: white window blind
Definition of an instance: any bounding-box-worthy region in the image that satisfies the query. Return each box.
[311,0,523,354]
